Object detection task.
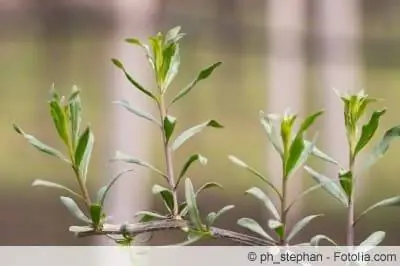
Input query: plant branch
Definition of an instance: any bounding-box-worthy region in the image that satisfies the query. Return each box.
[346,155,356,246]
[69,219,274,245]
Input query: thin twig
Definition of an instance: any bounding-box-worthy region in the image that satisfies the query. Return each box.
[69,219,273,246]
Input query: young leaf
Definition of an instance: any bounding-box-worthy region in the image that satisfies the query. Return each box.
[164,26,185,45]
[354,196,400,226]
[304,166,349,207]
[113,100,161,126]
[237,218,275,242]
[339,169,352,198]
[268,219,284,239]
[60,196,91,223]
[13,124,70,163]
[196,182,223,195]
[176,154,208,189]
[169,62,222,106]
[162,43,180,91]
[163,115,177,143]
[184,178,203,230]
[68,86,82,148]
[363,125,400,171]
[286,214,323,242]
[205,205,234,227]
[259,111,283,156]
[89,204,103,228]
[245,187,280,220]
[310,234,338,246]
[171,120,223,151]
[285,134,317,179]
[354,109,387,157]
[152,184,174,213]
[125,38,154,70]
[113,151,167,180]
[49,98,70,146]
[111,58,158,102]
[32,179,83,200]
[228,155,282,198]
[356,231,386,252]
[135,211,168,222]
[97,169,135,206]
[74,126,94,182]
[298,110,324,133]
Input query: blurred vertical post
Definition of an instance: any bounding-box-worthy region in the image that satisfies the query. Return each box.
[102,0,159,244]
[266,1,307,220]
[315,0,362,172]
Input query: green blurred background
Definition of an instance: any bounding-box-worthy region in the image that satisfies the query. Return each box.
[1,0,400,245]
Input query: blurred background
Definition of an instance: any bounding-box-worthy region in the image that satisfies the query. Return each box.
[1,0,400,246]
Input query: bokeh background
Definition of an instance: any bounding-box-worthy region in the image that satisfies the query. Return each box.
[1,0,400,246]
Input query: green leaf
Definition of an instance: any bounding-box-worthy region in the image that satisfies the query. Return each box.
[308,142,339,165]
[113,151,167,179]
[125,38,154,69]
[113,100,161,126]
[176,154,208,189]
[228,155,281,198]
[74,126,94,182]
[97,169,135,206]
[310,234,338,246]
[259,111,283,156]
[205,205,234,226]
[285,134,317,179]
[356,231,385,252]
[13,124,70,163]
[339,169,352,198]
[89,204,103,228]
[170,62,222,106]
[60,196,91,223]
[245,187,280,220]
[163,115,177,143]
[268,219,284,239]
[171,120,223,151]
[237,218,275,242]
[178,202,188,217]
[49,98,70,146]
[298,110,324,134]
[304,166,349,207]
[354,196,400,226]
[162,43,180,91]
[135,211,168,222]
[196,182,223,195]
[286,183,324,213]
[354,109,387,157]
[149,34,163,79]
[152,184,174,213]
[286,214,323,242]
[184,178,203,230]
[32,179,82,200]
[68,86,82,148]
[164,26,185,45]
[363,125,400,170]
[111,59,158,102]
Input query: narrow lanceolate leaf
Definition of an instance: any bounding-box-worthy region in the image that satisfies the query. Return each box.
[298,110,324,134]
[228,155,281,198]
[89,204,103,227]
[304,166,348,207]
[286,134,317,179]
[113,100,161,126]
[237,218,275,242]
[152,184,174,213]
[356,231,386,253]
[363,125,400,171]
[308,142,339,165]
[310,234,338,246]
[113,151,167,180]
[13,124,70,163]
[354,109,387,157]
[185,178,203,230]
[176,154,208,189]
[259,111,283,156]
[170,62,222,106]
[196,182,223,195]
[68,86,82,148]
[355,196,400,225]
[163,115,177,143]
[164,26,185,45]
[286,214,323,242]
[163,44,180,91]
[206,205,235,226]
[171,120,223,151]
[74,126,94,183]
[339,169,352,198]
[111,58,158,102]
[125,38,155,69]
[286,183,324,213]
[49,98,70,146]
[32,179,83,200]
[97,169,135,206]
[135,211,168,222]
[268,219,284,239]
[245,187,280,220]
[60,196,91,224]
